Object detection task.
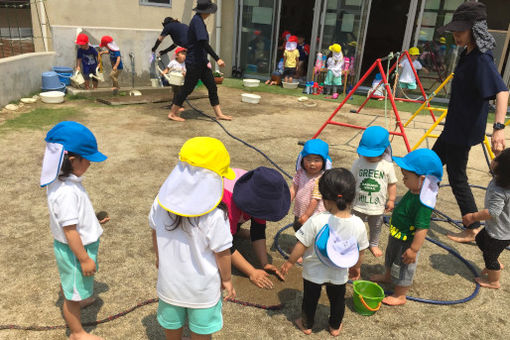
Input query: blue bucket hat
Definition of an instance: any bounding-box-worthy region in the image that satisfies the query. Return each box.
[393,148,443,209]
[357,126,390,158]
[296,139,332,171]
[233,167,291,221]
[40,121,106,187]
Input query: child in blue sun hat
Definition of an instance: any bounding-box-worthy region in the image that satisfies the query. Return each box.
[281,168,368,336]
[291,138,332,232]
[371,148,443,306]
[40,121,108,339]
[351,126,397,257]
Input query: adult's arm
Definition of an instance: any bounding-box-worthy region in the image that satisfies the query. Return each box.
[200,40,219,61]
[491,90,509,155]
[159,43,178,56]
[231,249,274,289]
[151,35,164,52]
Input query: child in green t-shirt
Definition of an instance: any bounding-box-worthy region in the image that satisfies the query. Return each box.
[371,149,443,305]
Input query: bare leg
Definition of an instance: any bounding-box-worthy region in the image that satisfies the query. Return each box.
[295,318,312,335]
[382,285,408,306]
[447,227,480,243]
[92,79,98,90]
[370,268,392,283]
[84,79,90,90]
[475,270,501,289]
[164,328,183,340]
[212,105,232,120]
[64,299,103,340]
[190,332,211,340]
[168,104,186,122]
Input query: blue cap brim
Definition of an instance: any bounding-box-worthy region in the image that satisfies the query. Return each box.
[357,145,385,157]
[83,151,107,162]
[393,156,415,173]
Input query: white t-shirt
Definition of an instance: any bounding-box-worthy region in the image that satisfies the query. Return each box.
[351,157,398,215]
[399,59,422,84]
[167,60,186,73]
[46,174,103,245]
[149,198,233,308]
[296,212,368,285]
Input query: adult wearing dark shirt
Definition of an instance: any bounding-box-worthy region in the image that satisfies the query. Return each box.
[168,0,232,122]
[151,17,188,56]
[434,2,508,243]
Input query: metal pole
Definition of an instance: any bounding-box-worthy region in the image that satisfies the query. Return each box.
[15,7,23,54]
[6,9,15,56]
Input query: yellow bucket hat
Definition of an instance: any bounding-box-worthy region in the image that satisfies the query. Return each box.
[157,137,235,217]
[409,47,420,56]
[179,137,235,180]
[329,43,342,53]
[439,36,446,44]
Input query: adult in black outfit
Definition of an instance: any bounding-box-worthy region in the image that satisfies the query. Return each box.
[168,0,231,122]
[151,17,188,56]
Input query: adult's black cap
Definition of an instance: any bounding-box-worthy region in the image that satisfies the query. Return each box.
[193,0,217,14]
[438,1,487,33]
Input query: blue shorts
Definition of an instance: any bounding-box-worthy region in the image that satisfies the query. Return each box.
[157,299,223,335]
[399,81,417,90]
[54,239,99,301]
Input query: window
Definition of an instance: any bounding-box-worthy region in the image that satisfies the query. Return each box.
[140,0,171,8]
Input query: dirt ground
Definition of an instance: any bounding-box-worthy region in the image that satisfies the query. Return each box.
[0,85,509,340]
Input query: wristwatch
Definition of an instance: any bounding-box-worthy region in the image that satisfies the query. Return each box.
[493,122,506,130]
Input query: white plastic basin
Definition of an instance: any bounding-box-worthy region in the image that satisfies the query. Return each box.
[241,93,261,104]
[243,79,260,87]
[282,81,299,89]
[40,91,65,104]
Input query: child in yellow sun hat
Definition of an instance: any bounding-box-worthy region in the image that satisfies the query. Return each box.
[149,136,236,338]
[399,47,429,91]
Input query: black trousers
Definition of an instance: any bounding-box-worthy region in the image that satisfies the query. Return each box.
[432,136,481,229]
[174,63,219,107]
[475,227,510,270]
[302,279,346,330]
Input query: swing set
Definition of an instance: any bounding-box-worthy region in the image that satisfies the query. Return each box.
[313,51,435,152]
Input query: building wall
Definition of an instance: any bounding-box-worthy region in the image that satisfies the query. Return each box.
[29,0,231,86]
[0,52,56,107]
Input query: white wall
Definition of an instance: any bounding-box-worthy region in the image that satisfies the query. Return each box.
[0,52,56,107]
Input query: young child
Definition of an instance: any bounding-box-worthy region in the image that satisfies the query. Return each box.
[371,148,443,306]
[149,137,236,339]
[99,36,123,94]
[75,33,98,90]
[324,44,344,99]
[399,47,428,91]
[281,168,368,336]
[296,33,310,79]
[351,126,397,257]
[41,121,108,340]
[462,148,510,289]
[290,139,332,232]
[161,47,187,107]
[283,35,300,83]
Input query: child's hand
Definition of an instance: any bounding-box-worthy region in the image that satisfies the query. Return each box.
[280,261,293,277]
[113,66,117,71]
[385,200,395,213]
[263,263,285,281]
[402,248,417,264]
[298,214,309,225]
[99,216,110,224]
[221,280,236,300]
[462,213,475,227]
[349,267,361,280]
[80,257,96,276]
[249,269,273,289]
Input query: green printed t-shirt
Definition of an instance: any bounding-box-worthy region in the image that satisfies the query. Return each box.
[389,191,432,242]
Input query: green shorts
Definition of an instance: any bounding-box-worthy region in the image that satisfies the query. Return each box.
[399,81,417,90]
[157,299,223,335]
[54,239,99,301]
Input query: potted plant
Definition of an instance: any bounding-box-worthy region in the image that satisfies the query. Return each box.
[213,71,224,84]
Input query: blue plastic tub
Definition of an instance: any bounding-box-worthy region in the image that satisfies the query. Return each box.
[41,83,66,93]
[57,72,72,86]
[52,66,73,74]
[42,71,61,89]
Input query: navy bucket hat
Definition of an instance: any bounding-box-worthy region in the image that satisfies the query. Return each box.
[232,167,291,221]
